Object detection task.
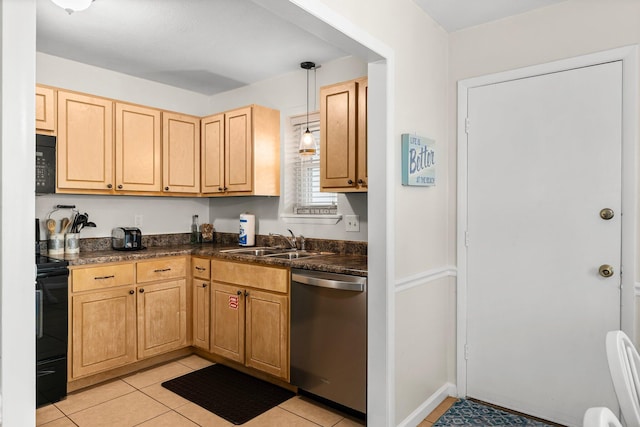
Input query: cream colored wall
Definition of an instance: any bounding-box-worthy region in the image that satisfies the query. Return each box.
[395,277,454,421]
[312,1,454,424]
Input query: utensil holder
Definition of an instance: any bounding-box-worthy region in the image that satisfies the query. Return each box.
[48,233,65,256]
[64,233,79,254]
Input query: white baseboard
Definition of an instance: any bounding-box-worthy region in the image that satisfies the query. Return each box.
[396,382,457,427]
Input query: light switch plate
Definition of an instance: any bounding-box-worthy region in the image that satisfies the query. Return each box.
[134,214,143,227]
[345,215,360,232]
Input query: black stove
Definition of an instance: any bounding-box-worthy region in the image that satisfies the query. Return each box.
[35,253,69,407]
[36,255,68,273]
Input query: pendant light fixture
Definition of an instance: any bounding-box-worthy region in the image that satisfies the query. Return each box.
[51,0,94,14]
[299,61,317,158]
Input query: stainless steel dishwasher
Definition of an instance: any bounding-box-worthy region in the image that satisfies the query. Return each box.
[290,268,367,415]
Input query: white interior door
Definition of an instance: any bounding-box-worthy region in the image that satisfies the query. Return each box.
[465,61,622,426]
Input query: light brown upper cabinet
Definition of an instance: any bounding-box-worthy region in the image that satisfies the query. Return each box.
[36,85,56,135]
[201,105,280,196]
[320,77,368,192]
[57,91,114,192]
[115,103,162,193]
[162,112,200,194]
[201,113,225,194]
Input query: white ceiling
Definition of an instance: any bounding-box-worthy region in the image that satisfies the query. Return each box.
[413,0,567,32]
[36,0,350,95]
[37,0,568,96]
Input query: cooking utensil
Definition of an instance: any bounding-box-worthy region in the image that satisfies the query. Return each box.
[60,218,70,234]
[72,214,86,233]
[46,218,56,235]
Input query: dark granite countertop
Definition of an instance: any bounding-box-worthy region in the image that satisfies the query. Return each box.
[59,243,368,277]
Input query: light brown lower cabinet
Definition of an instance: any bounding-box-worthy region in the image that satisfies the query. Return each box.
[137,279,187,359]
[70,257,188,380]
[192,279,210,350]
[209,259,290,381]
[71,286,137,379]
[192,257,211,350]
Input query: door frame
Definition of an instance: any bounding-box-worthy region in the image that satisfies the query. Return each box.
[456,45,639,397]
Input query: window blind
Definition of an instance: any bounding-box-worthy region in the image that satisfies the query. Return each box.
[285,114,337,214]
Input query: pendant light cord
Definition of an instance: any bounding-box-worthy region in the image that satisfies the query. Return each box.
[306,66,310,132]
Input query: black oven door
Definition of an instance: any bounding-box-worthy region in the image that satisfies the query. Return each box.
[36,269,68,362]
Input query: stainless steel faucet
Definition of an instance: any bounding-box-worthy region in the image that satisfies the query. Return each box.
[270,230,297,249]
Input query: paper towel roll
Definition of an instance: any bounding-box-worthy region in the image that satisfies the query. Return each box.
[239,213,255,246]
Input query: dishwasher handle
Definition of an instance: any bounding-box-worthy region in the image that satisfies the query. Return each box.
[292,273,365,292]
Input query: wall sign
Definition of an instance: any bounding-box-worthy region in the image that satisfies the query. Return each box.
[401,134,435,186]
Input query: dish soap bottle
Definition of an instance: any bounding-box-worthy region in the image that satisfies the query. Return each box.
[190,215,200,244]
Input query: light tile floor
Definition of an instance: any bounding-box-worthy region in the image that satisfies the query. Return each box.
[36,355,366,427]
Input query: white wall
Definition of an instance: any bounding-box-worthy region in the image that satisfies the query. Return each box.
[36,53,213,238]
[2,0,36,424]
[35,194,210,239]
[304,0,453,424]
[36,53,367,241]
[37,53,211,116]
[206,56,369,240]
[448,0,640,346]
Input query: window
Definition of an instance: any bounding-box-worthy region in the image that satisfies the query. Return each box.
[285,113,337,216]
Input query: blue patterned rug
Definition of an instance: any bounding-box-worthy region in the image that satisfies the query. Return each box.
[433,399,555,426]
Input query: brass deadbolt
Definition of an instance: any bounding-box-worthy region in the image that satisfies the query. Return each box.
[599,265,614,278]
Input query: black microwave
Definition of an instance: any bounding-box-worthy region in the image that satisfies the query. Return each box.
[36,134,56,194]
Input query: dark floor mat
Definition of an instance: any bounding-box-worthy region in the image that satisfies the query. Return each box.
[161,363,295,425]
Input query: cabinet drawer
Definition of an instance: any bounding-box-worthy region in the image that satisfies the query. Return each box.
[72,263,134,292]
[211,259,288,293]
[137,257,186,283]
[192,257,211,280]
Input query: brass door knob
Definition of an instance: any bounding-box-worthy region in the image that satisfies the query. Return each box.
[599,265,614,278]
[600,208,615,220]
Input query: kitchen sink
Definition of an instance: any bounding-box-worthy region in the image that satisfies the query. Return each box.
[265,251,333,259]
[219,247,333,259]
[219,247,289,256]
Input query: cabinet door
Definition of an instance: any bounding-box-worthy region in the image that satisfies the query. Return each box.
[57,91,114,191]
[115,103,161,192]
[36,85,56,134]
[356,78,368,190]
[225,107,253,193]
[201,113,225,194]
[245,288,289,381]
[192,280,210,350]
[320,81,357,190]
[71,287,136,379]
[210,281,245,364]
[162,112,200,193]
[137,279,187,359]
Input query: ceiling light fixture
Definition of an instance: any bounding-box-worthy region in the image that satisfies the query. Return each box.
[299,61,318,159]
[51,0,94,14]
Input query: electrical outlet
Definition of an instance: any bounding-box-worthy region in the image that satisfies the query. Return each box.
[134,214,143,227]
[345,215,360,232]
